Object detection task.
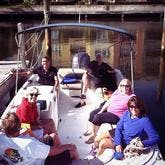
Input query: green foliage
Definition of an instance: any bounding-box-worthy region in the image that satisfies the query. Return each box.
[22,0,32,6]
[23,0,41,6]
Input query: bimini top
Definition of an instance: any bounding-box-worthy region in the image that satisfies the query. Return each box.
[16,22,135,41]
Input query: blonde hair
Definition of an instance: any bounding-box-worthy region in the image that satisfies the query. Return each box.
[118,79,132,93]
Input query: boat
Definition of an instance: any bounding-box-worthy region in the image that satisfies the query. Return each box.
[0,61,25,114]
[0,22,163,164]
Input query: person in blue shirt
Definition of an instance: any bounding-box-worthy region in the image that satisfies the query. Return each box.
[114,95,159,153]
[91,96,159,157]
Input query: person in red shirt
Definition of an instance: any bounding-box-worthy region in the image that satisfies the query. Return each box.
[16,86,61,148]
[16,86,40,129]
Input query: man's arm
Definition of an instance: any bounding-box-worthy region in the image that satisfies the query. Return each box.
[104,63,116,74]
[98,99,111,113]
[107,70,116,74]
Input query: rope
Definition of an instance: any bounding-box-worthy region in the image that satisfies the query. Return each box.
[24,30,44,58]
[13,19,47,98]
[24,19,45,45]
[30,42,45,69]
[15,19,46,70]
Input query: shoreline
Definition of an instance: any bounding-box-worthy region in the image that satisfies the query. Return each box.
[0,4,164,19]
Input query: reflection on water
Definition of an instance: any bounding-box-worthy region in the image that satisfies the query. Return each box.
[0,19,163,81]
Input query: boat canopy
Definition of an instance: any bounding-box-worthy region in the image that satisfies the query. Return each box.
[16,22,135,41]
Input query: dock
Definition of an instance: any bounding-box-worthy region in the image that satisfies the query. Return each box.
[0,61,22,114]
[0,61,21,85]
[0,4,164,20]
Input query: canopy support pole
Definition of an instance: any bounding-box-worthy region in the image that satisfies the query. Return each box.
[43,0,52,60]
[157,9,165,103]
[15,22,26,95]
[130,41,134,92]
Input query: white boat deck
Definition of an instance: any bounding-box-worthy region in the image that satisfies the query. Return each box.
[58,88,104,159]
[57,88,165,165]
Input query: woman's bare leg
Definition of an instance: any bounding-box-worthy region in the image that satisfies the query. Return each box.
[85,124,100,144]
[81,72,89,96]
[94,131,111,148]
[90,123,99,137]
[97,137,114,156]
[40,119,56,135]
[49,133,61,147]
[84,121,93,136]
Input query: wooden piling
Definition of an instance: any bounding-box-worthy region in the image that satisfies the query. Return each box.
[43,0,52,60]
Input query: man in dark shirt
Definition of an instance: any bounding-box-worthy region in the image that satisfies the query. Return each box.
[75,53,117,108]
[33,56,59,90]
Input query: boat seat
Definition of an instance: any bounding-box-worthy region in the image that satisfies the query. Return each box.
[61,72,82,85]
[58,51,90,92]
[58,68,85,91]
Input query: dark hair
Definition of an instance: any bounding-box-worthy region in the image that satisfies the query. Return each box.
[42,56,50,61]
[127,96,147,117]
[2,112,20,137]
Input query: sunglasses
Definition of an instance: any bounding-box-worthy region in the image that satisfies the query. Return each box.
[129,105,139,109]
[29,93,38,97]
[120,84,130,88]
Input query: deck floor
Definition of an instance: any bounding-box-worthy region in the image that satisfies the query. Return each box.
[58,89,104,159]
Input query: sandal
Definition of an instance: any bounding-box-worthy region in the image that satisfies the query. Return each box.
[83,131,92,136]
[75,102,86,108]
[89,145,97,156]
[85,136,95,144]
